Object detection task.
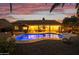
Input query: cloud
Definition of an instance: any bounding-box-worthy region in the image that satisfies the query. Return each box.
[0,3,77,22]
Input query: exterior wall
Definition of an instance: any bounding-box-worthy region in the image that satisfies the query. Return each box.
[13,24,62,34]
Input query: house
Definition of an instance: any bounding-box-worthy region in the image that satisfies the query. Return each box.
[12,19,62,35]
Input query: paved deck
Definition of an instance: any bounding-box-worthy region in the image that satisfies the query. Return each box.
[14,40,79,55]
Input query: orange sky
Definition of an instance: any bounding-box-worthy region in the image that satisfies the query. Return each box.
[0,3,76,14]
[0,3,77,22]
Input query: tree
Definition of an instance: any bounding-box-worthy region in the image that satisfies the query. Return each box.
[62,16,79,32]
[50,3,79,12]
[50,3,65,12]
[62,17,70,26]
[50,3,79,17]
[70,16,79,31]
[77,7,79,17]
[9,3,12,13]
[0,19,13,32]
[0,35,15,54]
[62,17,71,32]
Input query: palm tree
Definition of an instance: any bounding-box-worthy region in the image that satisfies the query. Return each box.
[50,3,79,16]
[9,3,12,14]
[9,3,14,35]
[0,19,13,32]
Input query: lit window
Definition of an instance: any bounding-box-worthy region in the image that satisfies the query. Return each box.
[15,26,19,30]
[23,27,28,30]
[39,25,45,30]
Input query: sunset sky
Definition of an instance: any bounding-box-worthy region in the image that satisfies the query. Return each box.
[0,3,77,22]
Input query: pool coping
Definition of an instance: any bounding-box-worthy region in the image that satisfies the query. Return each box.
[15,38,61,43]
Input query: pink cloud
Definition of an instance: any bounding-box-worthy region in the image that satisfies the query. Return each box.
[0,3,76,15]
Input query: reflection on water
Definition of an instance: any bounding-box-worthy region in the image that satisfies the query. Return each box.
[16,33,63,41]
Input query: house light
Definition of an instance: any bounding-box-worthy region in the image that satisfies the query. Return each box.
[23,27,28,30]
[15,26,19,30]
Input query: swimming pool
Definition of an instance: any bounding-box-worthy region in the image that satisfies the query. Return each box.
[16,33,64,41]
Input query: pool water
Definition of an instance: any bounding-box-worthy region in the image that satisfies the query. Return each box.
[16,33,64,41]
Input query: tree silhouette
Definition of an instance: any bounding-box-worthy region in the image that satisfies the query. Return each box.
[9,3,12,13]
[50,3,79,17]
[50,3,79,12]
[0,19,13,32]
[62,16,79,32]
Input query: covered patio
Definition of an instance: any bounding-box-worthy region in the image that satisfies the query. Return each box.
[12,19,62,34]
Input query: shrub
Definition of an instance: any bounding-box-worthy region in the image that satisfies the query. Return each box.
[0,36,15,55]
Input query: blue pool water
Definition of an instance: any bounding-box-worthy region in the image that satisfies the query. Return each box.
[16,33,64,41]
